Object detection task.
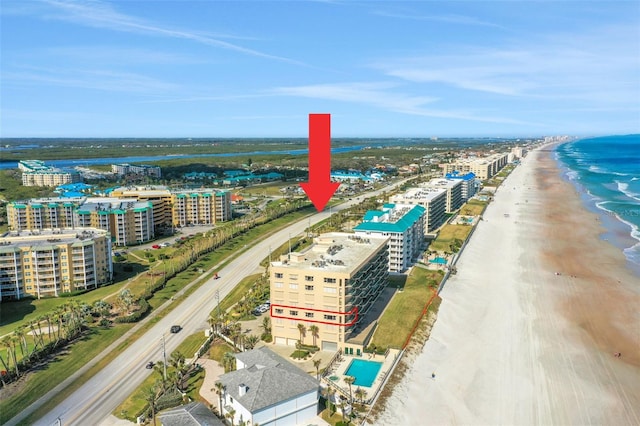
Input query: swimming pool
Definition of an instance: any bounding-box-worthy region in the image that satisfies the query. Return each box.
[429,257,448,265]
[344,359,383,387]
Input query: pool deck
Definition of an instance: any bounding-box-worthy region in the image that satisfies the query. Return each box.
[322,349,400,404]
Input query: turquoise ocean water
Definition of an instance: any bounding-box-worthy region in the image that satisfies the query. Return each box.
[556,134,640,275]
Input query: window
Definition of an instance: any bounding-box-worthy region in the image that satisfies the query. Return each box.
[275,308,284,314]
[324,277,336,283]
[305,275,314,281]
[305,312,314,318]
[305,285,314,291]
[275,273,283,278]
[324,314,337,321]
[323,287,337,294]
[275,282,283,288]
[289,283,298,290]
[289,310,298,316]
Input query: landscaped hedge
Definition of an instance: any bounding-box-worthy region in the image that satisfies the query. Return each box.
[114,298,150,323]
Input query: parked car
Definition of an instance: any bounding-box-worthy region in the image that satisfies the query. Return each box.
[151,244,161,249]
[170,325,181,333]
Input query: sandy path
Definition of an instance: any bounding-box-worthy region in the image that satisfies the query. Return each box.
[374,145,640,426]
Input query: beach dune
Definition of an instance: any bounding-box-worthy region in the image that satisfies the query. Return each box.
[374,145,640,425]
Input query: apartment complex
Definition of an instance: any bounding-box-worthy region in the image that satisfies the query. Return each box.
[112,163,162,178]
[76,199,154,246]
[109,186,232,229]
[7,198,81,231]
[270,232,388,353]
[440,153,509,180]
[389,187,447,233]
[19,160,81,187]
[445,172,478,201]
[423,178,464,213]
[0,228,112,300]
[7,197,155,246]
[172,190,233,227]
[353,204,425,272]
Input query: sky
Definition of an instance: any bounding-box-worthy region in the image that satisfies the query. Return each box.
[1,0,639,138]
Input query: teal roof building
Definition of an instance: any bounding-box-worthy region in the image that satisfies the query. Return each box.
[354,203,425,272]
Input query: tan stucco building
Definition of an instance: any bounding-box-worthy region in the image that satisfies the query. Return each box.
[269,232,389,353]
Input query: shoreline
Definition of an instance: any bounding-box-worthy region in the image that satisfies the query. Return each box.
[373,144,640,425]
[553,145,640,277]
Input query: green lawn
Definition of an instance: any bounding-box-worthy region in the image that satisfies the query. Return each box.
[460,199,487,216]
[174,332,208,360]
[0,324,132,425]
[429,224,473,252]
[217,273,262,314]
[371,268,443,350]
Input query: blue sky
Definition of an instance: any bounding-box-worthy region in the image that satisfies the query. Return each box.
[1,0,639,138]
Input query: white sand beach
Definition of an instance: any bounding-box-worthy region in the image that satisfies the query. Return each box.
[374,145,640,425]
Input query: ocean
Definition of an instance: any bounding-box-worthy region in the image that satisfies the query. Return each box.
[556,134,640,274]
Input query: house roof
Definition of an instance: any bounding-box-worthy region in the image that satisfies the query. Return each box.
[158,402,224,426]
[218,347,318,413]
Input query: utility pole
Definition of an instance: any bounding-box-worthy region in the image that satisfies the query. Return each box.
[216,289,221,321]
[161,335,167,381]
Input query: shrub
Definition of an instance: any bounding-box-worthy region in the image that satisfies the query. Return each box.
[261,333,272,343]
[291,350,309,359]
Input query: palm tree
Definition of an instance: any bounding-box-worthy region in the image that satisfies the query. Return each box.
[225,407,236,426]
[354,387,367,405]
[313,359,321,380]
[44,313,53,344]
[0,336,17,378]
[213,381,225,416]
[344,376,356,405]
[309,325,319,347]
[14,327,27,361]
[260,316,271,336]
[143,385,158,426]
[153,361,167,390]
[338,400,347,424]
[296,323,306,345]
[327,386,336,415]
[244,335,259,350]
[222,352,236,373]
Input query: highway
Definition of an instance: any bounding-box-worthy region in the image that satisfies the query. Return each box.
[16,178,411,426]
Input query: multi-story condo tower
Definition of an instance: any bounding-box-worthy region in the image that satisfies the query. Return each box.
[270,232,388,353]
[76,199,154,246]
[0,228,112,300]
[19,160,82,187]
[354,203,425,272]
[389,187,447,234]
[423,178,464,213]
[445,172,478,201]
[440,153,509,180]
[7,198,81,231]
[171,190,232,227]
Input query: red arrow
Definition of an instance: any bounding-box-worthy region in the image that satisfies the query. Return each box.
[300,113,340,212]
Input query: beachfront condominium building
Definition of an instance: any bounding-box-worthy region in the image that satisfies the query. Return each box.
[389,187,447,234]
[7,197,155,246]
[353,204,425,273]
[270,232,388,353]
[0,228,112,300]
[445,172,478,202]
[440,153,509,180]
[422,178,464,213]
[75,198,154,246]
[112,163,162,178]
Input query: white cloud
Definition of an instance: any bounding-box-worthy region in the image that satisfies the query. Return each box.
[4,65,179,93]
[39,0,305,65]
[270,82,530,124]
[374,23,640,105]
[373,10,503,28]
